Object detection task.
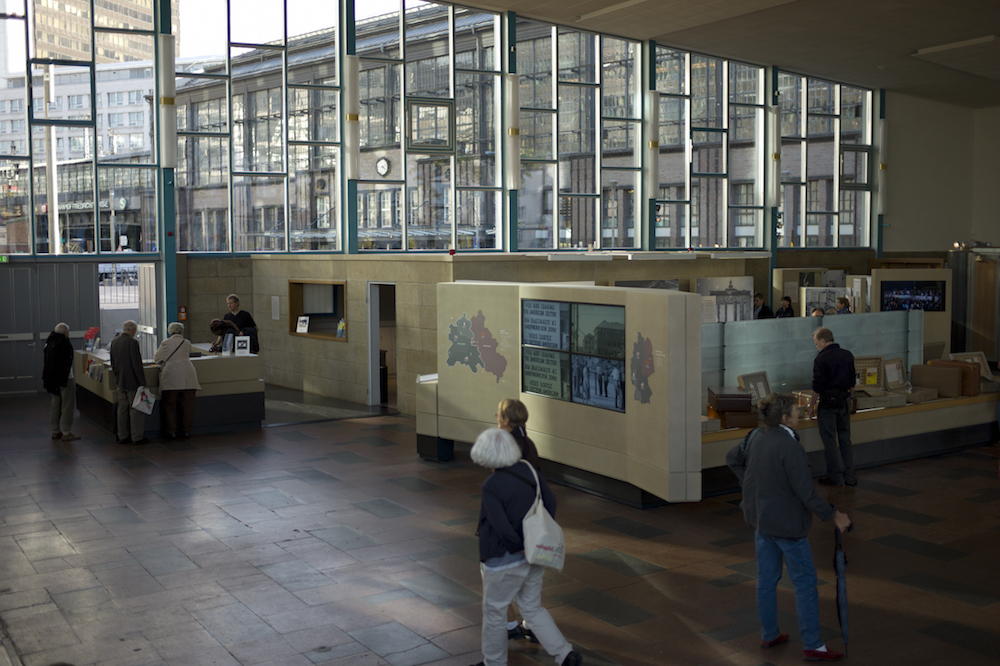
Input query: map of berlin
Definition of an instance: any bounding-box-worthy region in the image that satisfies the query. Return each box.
[445,310,506,382]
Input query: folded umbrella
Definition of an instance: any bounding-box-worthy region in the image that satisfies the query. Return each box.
[833,524,853,656]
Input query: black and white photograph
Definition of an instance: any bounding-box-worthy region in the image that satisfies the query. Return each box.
[696,277,754,322]
[572,304,626,359]
[823,270,847,288]
[571,356,625,412]
[803,287,847,315]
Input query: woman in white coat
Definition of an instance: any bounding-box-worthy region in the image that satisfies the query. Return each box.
[154,322,202,439]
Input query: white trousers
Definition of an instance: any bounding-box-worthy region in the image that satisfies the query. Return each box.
[480,561,572,666]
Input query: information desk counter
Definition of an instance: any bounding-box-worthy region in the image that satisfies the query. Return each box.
[75,345,265,438]
[701,393,1000,496]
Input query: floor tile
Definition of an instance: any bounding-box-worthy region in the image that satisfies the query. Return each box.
[591,515,671,539]
[855,503,942,525]
[893,572,1000,607]
[557,589,657,627]
[854,479,920,497]
[917,621,1000,658]
[397,572,481,609]
[273,431,316,442]
[326,452,372,465]
[387,477,445,493]
[353,498,416,519]
[310,526,379,551]
[258,560,334,592]
[575,548,665,578]
[869,534,971,562]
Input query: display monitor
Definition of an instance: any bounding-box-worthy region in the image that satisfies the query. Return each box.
[880,280,946,312]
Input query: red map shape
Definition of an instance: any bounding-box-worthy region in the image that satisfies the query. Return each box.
[470,309,507,383]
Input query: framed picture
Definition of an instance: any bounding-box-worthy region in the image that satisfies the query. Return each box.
[296,316,310,333]
[235,336,251,356]
[948,351,993,380]
[737,371,772,406]
[883,357,906,390]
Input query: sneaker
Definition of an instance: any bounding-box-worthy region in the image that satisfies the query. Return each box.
[803,648,844,661]
[845,478,858,486]
[51,432,62,439]
[521,622,539,644]
[761,633,789,648]
[561,651,583,666]
[60,433,80,441]
[507,624,525,640]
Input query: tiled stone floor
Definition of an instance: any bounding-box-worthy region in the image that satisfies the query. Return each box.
[1,393,999,666]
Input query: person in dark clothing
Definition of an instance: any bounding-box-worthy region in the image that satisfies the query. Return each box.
[471,429,582,666]
[110,321,148,445]
[835,296,852,315]
[753,293,775,319]
[212,294,259,352]
[43,322,79,441]
[727,394,851,662]
[808,327,857,486]
[774,296,795,318]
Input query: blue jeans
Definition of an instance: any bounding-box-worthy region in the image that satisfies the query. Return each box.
[755,531,822,650]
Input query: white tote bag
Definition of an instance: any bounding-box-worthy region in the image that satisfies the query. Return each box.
[520,462,566,571]
[131,385,156,415]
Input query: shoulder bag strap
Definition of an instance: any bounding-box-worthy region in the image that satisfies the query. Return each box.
[495,463,536,493]
[162,338,185,366]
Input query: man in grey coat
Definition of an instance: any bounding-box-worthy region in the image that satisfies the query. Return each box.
[110,320,148,445]
[727,393,851,662]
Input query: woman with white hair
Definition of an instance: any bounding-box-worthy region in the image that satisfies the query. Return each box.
[154,322,201,439]
[470,428,582,666]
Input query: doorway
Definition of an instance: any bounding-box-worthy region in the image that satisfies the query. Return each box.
[367,282,397,408]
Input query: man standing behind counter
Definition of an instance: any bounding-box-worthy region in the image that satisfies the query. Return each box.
[110,321,148,446]
[808,327,856,486]
[215,293,258,353]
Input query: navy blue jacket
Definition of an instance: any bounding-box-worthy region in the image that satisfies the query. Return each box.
[477,461,557,562]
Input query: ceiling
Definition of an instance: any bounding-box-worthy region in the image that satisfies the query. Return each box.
[464,0,1000,108]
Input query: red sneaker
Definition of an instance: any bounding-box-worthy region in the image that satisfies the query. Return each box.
[761,633,789,648]
[803,648,844,661]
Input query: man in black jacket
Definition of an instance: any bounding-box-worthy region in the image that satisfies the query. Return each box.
[110,321,148,445]
[808,327,857,486]
[470,428,582,666]
[43,322,79,441]
[753,293,775,319]
[728,394,851,662]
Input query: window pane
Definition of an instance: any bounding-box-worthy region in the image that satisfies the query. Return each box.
[841,86,868,143]
[98,167,157,254]
[808,79,835,115]
[728,206,761,248]
[654,200,687,249]
[456,189,498,249]
[805,213,833,248]
[558,29,596,84]
[34,142,95,254]
[0,159,29,254]
[841,148,869,186]
[357,1,400,59]
[601,170,636,249]
[559,195,595,249]
[729,107,760,204]
[601,37,636,119]
[690,177,724,248]
[455,72,495,187]
[602,120,637,166]
[454,9,497,72]
[407,153,451,250]
[288,0,338,84]
[807,178,833,212]
[288,87,339,143]
[358,182,402,250]
[176,136,229,252]
[778,183,802,248]
[521,111,553,160]
[233,176,286,252]
[781,138,805,183]
[729,63,760,105]
[654,46,686,95]
[231,0,283,44]
[408,102,451,149]
[558,85,595,193]
[839,190,869,248]
[360,60,401,158]
[518,162,554,249]
[290,144,339,251]
[232,81,284,172]
[692,130,725,174]
[34,0,92,61]
[658,96,686,148]
[691,55,723,129]
[779,73,803,138]
[517,23,553,109]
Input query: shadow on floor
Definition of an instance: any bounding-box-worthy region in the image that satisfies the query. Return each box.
[263,384,396,427]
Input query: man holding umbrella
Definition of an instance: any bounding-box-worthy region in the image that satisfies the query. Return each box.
[727,393,852,661]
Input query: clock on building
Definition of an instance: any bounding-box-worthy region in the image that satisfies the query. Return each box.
[375,157,390,177]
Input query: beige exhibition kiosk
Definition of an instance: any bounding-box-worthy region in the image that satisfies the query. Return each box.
[75,343,265,438]
[417,281,703,505]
